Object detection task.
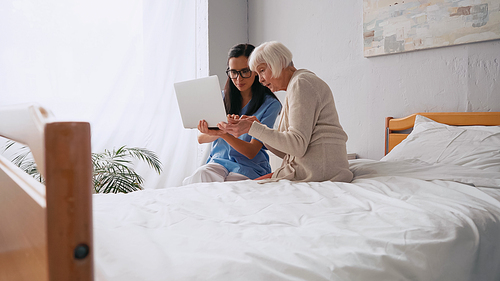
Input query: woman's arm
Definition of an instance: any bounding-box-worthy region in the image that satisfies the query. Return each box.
[246,78,318,157]
[220,134,263,159]
[199,131,263,159]
[198,133,219,144]
[198,119,263,158]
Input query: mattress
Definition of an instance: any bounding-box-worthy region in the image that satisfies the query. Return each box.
[93,159,500,281]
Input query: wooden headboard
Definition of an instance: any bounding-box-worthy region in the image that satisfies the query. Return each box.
[0,104,94,281]
[385,112,500,155]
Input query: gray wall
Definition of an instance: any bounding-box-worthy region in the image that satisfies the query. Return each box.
[208,0,248,88]
[207,0,500,160]
[248,0,500,160]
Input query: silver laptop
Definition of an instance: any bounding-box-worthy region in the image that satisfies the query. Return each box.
[174,75,227,129]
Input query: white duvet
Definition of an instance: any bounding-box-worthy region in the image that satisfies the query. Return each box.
[93,159,500,281]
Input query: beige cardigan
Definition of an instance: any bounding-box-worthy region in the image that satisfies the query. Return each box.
[249,69,353,182]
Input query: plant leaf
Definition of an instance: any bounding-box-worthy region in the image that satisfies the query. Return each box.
[4,142,161,194]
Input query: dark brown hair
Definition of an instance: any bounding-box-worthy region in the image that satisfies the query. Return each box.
[223,43,279,116]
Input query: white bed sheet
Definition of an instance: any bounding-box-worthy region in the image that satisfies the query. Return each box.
[93,159,500,281]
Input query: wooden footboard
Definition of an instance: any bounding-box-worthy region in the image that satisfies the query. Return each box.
[0,104,93,281]
[0,157,48,280]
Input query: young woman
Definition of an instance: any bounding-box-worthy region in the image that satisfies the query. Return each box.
[182,43,282,184]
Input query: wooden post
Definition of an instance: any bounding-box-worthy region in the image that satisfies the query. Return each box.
[45,122,94,281]
[385,117,393,156]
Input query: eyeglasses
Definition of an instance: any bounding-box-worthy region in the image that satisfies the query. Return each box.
[226,68,253,79]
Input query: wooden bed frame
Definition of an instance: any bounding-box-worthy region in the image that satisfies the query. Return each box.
[0,104,93,281]
[1,104,499,281]
[385,112,500,155]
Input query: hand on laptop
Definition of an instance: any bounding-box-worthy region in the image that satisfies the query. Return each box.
[220,115,260,138]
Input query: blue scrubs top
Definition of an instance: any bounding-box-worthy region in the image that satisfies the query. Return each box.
[207,94,282,179]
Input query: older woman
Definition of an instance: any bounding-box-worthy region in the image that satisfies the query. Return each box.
[220,41,353,182]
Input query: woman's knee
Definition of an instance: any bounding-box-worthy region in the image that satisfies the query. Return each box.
[183,163,228,184]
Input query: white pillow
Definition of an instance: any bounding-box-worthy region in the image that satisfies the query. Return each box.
[381,115,500,172]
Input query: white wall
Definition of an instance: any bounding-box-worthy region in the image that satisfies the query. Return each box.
[248,0,500,160]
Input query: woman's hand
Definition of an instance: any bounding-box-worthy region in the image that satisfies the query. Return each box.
[240,115,260,123]
[220,115,260,138]
[198,120,227,136]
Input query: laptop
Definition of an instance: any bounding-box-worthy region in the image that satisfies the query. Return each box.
[174,75,227,129]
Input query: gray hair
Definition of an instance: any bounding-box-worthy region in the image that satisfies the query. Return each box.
[248,41,293,78]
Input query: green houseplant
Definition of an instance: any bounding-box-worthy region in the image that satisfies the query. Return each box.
[3,140,162,193]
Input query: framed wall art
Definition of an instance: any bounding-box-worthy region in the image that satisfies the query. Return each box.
[363,0,500,57]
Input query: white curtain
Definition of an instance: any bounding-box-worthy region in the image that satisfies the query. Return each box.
[0,0,202,188]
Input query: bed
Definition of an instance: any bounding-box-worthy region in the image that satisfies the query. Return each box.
[1,104,500,281]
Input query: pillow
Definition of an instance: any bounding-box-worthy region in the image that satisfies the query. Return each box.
[381,115,500,172]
